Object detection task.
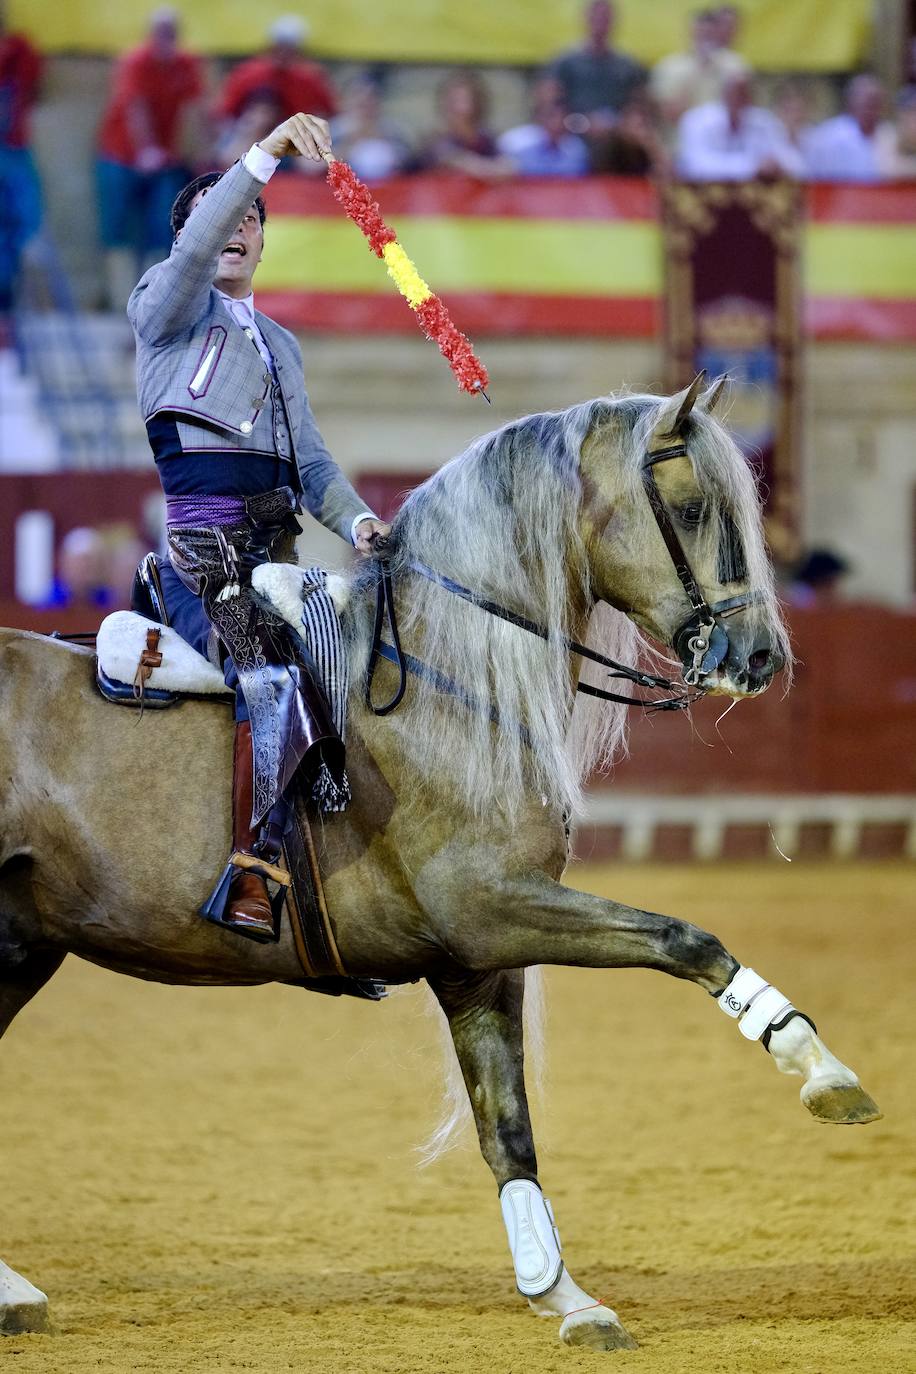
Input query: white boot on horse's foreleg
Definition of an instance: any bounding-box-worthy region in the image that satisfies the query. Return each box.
[499,1180,638,1351]
[0,1262,52,1335]
[716,966,882,1125]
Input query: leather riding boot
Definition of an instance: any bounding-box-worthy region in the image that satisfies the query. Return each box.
[224,719,277,943]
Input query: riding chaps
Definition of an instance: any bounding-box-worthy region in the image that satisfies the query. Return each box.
[166,487,348,825]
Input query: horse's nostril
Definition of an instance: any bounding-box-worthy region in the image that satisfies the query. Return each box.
[748,649,771,674]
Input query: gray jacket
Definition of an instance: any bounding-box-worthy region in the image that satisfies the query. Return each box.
[128,159,371,543]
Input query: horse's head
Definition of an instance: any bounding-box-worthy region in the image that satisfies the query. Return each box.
[578,375,789,698]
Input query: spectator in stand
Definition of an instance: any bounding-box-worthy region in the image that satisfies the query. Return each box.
[498,77,590,177]
[0,4,42,317]
[96,7,206,309]
[676,72,804,180]
[44,527,114,611]
[804,74,886,182]
[215,87,284,167]
[328,76,412,182]
[591,90,670,174]
[216,15,337,130]
[772,79,815,158]
[786,548,850,608]
[548,0,646,131]
[650,9,748,126]
[875,86,916,179]
[712,5,741,51]
[421,69,514,180]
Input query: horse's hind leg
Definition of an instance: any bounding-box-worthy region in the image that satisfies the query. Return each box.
[0,948,63,1335]
[430,969,637,1351]
[442,874,880,1127]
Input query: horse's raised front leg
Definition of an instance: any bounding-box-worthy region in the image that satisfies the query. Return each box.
[430,969,638,1351]
[435,872,880,1127]
[0,947,63,1335]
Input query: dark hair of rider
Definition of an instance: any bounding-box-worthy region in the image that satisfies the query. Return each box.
[169,172,268,238]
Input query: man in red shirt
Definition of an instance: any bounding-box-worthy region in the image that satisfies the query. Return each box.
[0,10,42,314]
[216,15,337,132]
[96,7,206,308]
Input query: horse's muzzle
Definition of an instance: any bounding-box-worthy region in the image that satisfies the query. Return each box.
[716,641,785,696]
[674,610,784,697]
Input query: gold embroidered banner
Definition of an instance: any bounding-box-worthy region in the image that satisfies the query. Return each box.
[662,179,803,559]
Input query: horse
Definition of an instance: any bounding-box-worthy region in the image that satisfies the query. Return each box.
[0,376,880,1349]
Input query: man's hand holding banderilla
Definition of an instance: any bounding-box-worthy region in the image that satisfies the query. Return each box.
[258,113,332,163]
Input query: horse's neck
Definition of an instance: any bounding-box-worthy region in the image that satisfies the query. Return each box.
[343,552,592,824]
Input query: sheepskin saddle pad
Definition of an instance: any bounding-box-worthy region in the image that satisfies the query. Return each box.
[95,563,350,711]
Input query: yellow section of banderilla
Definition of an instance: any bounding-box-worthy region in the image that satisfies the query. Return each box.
[381,240,432,310]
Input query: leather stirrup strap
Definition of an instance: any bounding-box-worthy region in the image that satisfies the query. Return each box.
[283,792,347,980]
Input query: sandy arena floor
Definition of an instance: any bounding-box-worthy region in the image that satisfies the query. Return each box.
[2,862,914,1373]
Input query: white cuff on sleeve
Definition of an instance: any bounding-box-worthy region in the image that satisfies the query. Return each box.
[243,143,281,182]
[350,512,378,545]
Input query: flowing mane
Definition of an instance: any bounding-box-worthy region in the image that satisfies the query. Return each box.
[344,393,788,820]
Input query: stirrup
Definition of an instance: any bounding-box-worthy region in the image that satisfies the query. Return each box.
[200,850,291,941]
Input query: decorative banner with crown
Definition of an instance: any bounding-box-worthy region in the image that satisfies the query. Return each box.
[661,180,803,564]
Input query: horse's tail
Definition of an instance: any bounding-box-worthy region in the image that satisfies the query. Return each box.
[418,967,546,1167]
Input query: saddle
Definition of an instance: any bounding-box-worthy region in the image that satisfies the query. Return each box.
[93,554,384,1004]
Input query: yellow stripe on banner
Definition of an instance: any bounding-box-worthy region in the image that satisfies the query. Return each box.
[8,0,873,68]
[259,215,916,305]
[806,225,916,300]
[258,217,662,297]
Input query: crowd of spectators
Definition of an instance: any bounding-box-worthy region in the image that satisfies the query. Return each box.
[0,0,915,310]
[0,2,42,319]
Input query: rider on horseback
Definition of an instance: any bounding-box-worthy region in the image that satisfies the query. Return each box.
[128,113,389,944]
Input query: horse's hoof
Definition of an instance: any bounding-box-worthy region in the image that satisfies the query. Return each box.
[0,1262,52,1335]
[801,1077,882,1125]
[560,1306,638,1351]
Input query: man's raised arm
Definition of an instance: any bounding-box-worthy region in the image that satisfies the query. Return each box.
[128,159,270,346]
[128,114,332,346]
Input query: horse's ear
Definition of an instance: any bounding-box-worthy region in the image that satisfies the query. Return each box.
[653,371,707,439]
[699,373,728,415]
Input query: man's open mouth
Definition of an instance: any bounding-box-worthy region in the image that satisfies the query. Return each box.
[222,244,247,257]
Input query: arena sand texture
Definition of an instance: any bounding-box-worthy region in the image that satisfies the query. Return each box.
[1,863,913,1373]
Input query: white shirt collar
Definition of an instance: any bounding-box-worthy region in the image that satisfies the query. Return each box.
[216,289,256,321]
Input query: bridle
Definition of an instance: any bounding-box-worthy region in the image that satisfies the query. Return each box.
[643,441,760,687]
[366,440,759,716]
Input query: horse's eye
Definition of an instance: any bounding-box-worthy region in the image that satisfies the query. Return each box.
[679,501,706,528]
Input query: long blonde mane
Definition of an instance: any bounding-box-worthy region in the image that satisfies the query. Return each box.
[345,393,788,823]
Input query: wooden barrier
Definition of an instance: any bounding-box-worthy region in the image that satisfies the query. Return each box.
[610,607,916,796]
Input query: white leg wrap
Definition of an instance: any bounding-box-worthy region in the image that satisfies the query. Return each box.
[717,966,798,1042]
[499,1179,563,1298]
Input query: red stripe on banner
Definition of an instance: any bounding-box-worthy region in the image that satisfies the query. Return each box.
[266,174,916,225]
[807,182,916,223]
[256,290,661,336]
[805,297,916,341]
[263,173,659,221]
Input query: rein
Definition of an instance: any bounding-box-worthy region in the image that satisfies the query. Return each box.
[366,439,760,719]
[365,557,694,718]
